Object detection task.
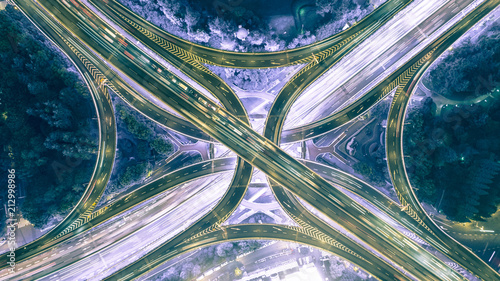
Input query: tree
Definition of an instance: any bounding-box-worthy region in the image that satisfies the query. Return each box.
[216,242,234,257]
[136,140,150,160]
[27,100,72,129]
[184,8,199,32]
[119,162,149,187]
[405,88,500,220]
[150,137,174,155]
[329,259,345,279]
[353,162,372,177]
[27,81,48,96]
[117,105,153,140]
[455,159,500,221]
[435,146,458,166]
[43,131,97,160]
[424,24,500,99]
[0,6,96,229]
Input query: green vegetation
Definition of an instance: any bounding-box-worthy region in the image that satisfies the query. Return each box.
[349,100,390,187]
[405,97,500,222]
[116,104,152,140]
[353,160,386,187]
[405,22,500,222]
[136,140,150,161]
[424,22,500,99]
[0,7,97,227]
[150,137,174,155]
[113,103,177,189]
[118,162,149,186]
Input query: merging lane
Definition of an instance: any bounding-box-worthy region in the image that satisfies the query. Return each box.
[7,0,499,280]
[26,0,473,279]
[280,0,484,143]
[85,0,405,68]
[0,2,117,270]
[385,1,500,279]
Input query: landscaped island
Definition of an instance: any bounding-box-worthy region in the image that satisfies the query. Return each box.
[405,21,500,222]
[0,7,98,228]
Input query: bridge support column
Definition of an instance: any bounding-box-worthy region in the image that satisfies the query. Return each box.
[301,141,306,159]
[209,142,214,159]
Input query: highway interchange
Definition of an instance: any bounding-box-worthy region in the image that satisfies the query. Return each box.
[1,0,500,280]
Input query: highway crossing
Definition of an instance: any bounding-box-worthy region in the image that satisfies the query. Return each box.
[2,0,500,280]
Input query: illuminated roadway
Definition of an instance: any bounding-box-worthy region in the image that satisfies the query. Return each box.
[0,0,252,275]
[1,3,397,281]
[0,0,216,267]
[5,153,493,280]
[84,0,411,69]
[10,161,238,280]
[276,1,500,279]
[92,0,498,278]
[3,0,500,280]
[10,0,496,278]
[87,0,413,145]
[0,1,117,270]
[384,1,500,278]
[25,0,481,280]
[2,1,430,278]
[78,5,462,279]
[266,0,500,277]
[278,0,492,144]
[4,155,406,280]
[282,0,469,132]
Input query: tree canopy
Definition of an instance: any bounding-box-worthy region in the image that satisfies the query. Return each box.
[0,7,97,227]
[424,22,500,99]
[405,97,500,222]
